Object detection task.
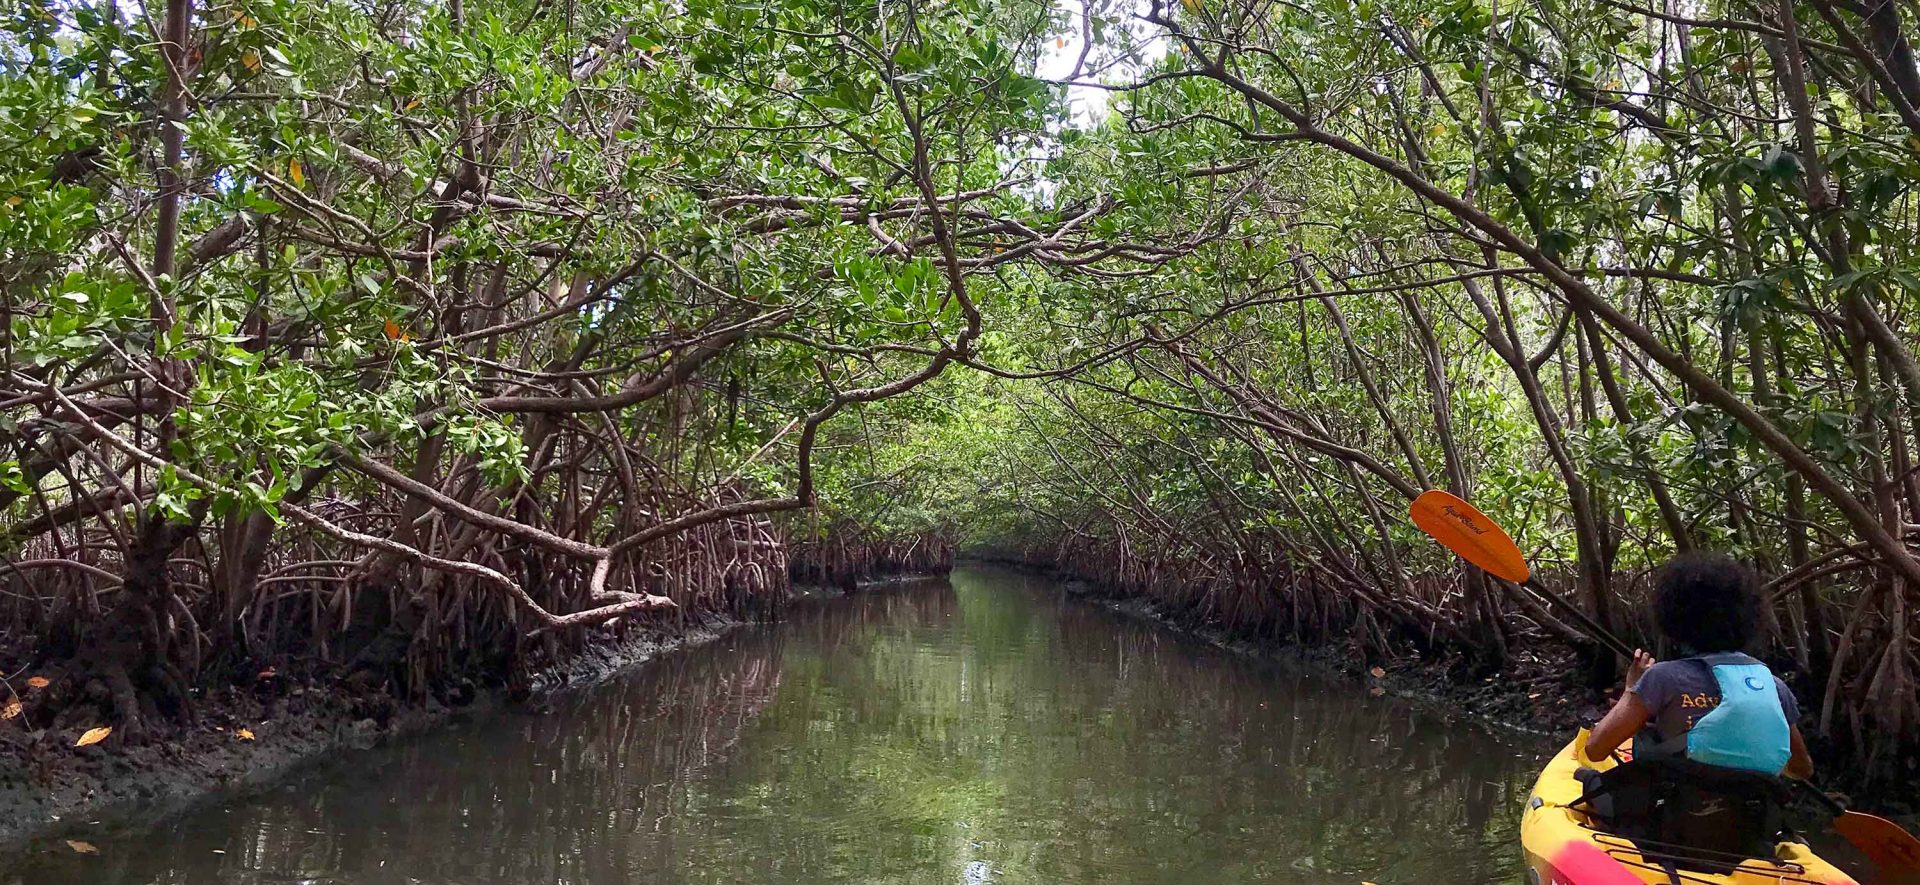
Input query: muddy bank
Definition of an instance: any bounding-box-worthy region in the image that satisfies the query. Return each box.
[0,569,951,857]
[0,610,745,853]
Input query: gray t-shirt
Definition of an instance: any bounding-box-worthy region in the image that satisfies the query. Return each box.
[1630,654,1801,744]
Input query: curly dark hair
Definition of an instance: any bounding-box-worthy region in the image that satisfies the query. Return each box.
[1651,551,1762,653]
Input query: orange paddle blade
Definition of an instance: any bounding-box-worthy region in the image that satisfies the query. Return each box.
[1409,490,1530,584]
[1835,810,1920,884]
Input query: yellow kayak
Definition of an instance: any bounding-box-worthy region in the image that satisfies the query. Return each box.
[1521,731,1858,884]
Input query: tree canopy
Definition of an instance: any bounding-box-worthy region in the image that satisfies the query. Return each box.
[6,0,1920,780]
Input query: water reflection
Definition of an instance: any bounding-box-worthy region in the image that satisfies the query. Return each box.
[7,566,1543,884]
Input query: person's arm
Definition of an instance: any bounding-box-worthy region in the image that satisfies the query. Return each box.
[1585,649,1656,762]
[1784,725,1814,780]
[1586,690,1651,761]
[1775,677,1813,780]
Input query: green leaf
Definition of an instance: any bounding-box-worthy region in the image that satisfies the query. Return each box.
[0,461,31,495]
[1762,145,1803,181]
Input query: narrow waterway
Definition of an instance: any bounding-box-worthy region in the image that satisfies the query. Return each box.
[9,566,1547,884]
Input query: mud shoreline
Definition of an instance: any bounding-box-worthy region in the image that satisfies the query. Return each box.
[0,610,746,856]
[0,575,938,860]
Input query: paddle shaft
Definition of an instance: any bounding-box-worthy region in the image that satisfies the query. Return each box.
[1796,778,1848,817]
[1517,577,1635,659]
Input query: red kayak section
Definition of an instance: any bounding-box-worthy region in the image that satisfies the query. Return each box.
[1537,840,1654,885]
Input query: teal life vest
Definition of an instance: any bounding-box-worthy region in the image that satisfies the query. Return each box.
[1678,652,1791,774]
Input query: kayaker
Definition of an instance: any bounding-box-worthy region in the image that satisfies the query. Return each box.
[1584,551,1814,780]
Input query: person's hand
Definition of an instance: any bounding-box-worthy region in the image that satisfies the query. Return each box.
[1625,648,1655,688]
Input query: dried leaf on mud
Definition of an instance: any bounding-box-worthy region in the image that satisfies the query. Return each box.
[26,675,49,689]
[65,840,98,854]
[235,728,256,741]
[74,725,112,747]
[2,698,21,720]
[1368,667,1385,678]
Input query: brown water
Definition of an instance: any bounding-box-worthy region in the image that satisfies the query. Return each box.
[6,565,1547,884]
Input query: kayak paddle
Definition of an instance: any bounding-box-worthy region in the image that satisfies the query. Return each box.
[1798,781,1920,885]
[1409,488,1920,885]
[1408,489,1633,658]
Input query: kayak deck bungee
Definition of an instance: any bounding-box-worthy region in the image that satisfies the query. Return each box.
[1521,731,1858,885]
